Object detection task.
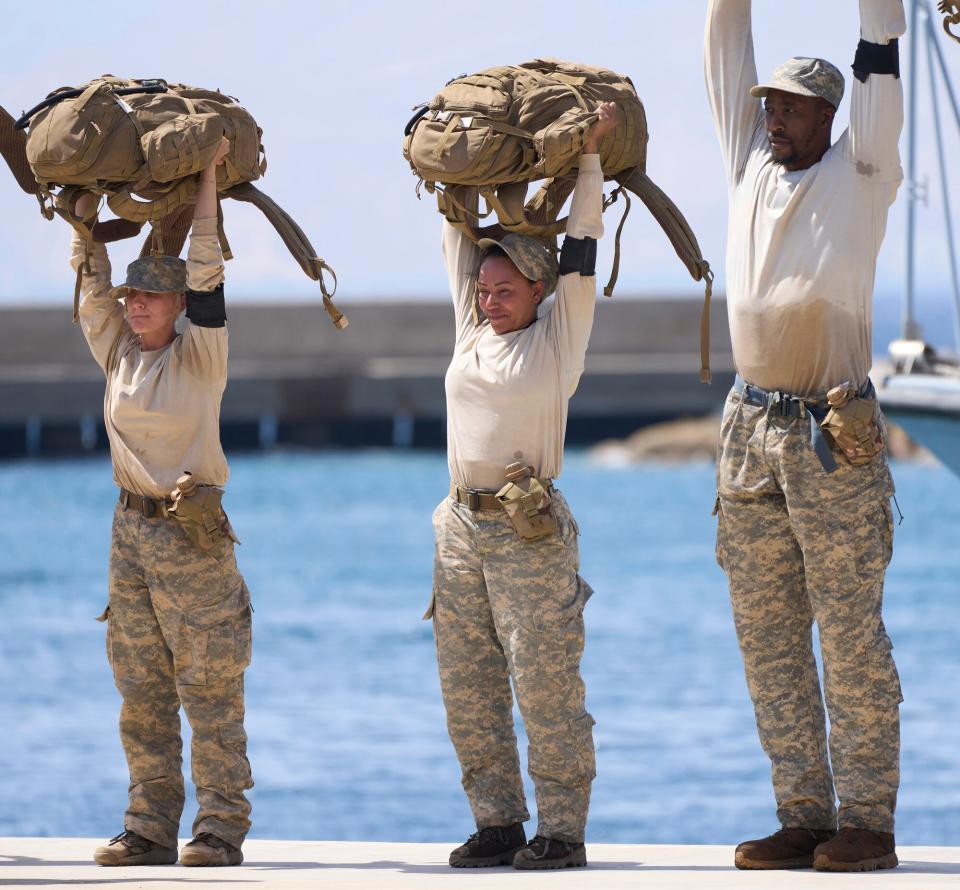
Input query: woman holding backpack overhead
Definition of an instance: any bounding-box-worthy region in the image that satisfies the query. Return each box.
[72,138,254,870]
[427,102,618,872]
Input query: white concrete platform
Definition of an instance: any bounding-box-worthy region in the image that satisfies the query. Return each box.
[1,839,959,888]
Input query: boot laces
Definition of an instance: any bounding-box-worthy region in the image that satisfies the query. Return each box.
[468,826,511,848]
[528,835,571,858]
[109,830,150,849]
[192,832,233,851]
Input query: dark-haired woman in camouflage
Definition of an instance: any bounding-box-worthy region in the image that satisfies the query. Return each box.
[428,104,618,872]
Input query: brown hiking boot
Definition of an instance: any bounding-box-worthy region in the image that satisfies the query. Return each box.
[179,832,243,867]
[513,835,587,870]
[449,823,526,868]
[93,830,178,866]
[735,827,837,870]
[813,828,898,872]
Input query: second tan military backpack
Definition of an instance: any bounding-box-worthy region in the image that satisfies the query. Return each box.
[13,76,344,328]
[404,58,713,382]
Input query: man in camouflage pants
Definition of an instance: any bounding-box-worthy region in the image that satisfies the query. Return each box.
[706,0,906,873]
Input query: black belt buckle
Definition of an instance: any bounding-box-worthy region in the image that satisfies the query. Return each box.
[140,497,156,518]
[466,490,480,511]
[743,384,765,408]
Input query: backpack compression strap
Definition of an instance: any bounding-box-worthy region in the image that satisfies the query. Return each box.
[225,181,346,329]
[107,179,198,224]
[615,167,714,384]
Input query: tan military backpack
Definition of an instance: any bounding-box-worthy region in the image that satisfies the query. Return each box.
[404,58,713,382]
[13,76,344,328]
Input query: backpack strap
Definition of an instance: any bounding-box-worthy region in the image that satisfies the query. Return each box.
[107,178,197,223]
[524,176,576,227]
[91,217,144,242]
[224,181,346,329]
[215,197,233,261]
[43,186,98,322]
[600,186,632,298]
[0,104,39,195]
[434,183,496,228]
[479,184,568,238]
[139,204,194,259]
[74,80,109,114]
[615,167,714,383]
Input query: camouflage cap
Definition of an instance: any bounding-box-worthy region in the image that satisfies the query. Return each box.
[476,233,559,298]
[109,255,187,300]
[750,57,845,110]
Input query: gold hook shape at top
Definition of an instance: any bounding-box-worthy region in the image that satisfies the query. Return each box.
[939,0,960,44]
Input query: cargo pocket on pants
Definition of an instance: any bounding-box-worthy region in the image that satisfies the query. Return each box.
[219,721,254,790]
[178,582,252,686]
[874,631,904,706]
[571,712,597,781]
[531,574,592,633]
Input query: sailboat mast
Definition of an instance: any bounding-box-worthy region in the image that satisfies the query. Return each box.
[905,0,922,339]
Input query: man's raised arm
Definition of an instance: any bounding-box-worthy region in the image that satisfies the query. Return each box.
[844,0,907,182]
[704,0,765,185]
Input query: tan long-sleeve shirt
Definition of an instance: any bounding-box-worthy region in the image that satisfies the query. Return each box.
[74,217,229,499]
[443,155,605,491]
[705,0,906,396]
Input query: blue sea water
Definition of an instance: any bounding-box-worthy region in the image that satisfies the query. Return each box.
[0,451,958,845]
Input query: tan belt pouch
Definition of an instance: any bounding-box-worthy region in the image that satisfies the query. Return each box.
[168,472,239,550]
[495,466,557,541]
[821,384,885,465]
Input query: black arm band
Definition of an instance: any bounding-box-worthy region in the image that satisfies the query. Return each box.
[852,38,900,83]
[559,236,597,277]
[185,283,226,328]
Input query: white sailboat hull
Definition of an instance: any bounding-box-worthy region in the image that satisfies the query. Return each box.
[879,373,960,474]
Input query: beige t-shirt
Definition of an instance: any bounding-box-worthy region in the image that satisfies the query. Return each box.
[74,217,229,499]
[705,0,906,396]
[443,154,604,491]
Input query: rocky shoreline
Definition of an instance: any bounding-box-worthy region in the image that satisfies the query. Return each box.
[589,414,935,465]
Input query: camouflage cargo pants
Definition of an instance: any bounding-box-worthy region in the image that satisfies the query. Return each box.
[715,387,902,833]
[427,490,595,843]
[99,501,253,849]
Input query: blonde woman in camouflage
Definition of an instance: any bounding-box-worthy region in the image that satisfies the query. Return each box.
[73,139,253,868]
[427,103,618,871]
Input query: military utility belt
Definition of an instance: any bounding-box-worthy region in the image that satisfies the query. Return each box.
[735,375,883,473]
[450,482,503,512]
[450,478,555,511]
[120,475,239,550]
[119,488,173,519]
[451,463,558,541]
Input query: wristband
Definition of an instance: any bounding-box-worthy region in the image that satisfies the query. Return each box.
[186,283,226,328]
[852,38,900,83]
[559,236,597,277]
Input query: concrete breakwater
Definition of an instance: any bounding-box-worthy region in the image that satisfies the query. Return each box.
[0,296,733,457]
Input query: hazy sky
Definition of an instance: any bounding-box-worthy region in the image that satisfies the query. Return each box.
[1,0,957,330]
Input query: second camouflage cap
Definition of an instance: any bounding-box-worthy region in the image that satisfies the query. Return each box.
[750,57,845,110]
[109,255,187,299]
[477,233,559,297]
